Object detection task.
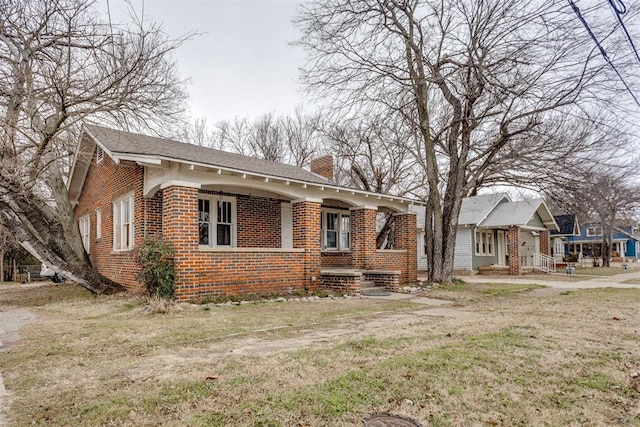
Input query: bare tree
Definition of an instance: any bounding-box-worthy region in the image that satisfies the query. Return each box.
[282,107,322,167]
[0,0,190,293]
[324,112,422,196]
[546,165,640,267]
[216,109,323,166]
[176,117,219,148]
[296,0,630,283]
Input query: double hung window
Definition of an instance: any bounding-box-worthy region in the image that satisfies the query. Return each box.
[475,230,494,256]
[321,210,350,250]
[113,193,134,251]
[199,196,236,247]
[79,215,90,253]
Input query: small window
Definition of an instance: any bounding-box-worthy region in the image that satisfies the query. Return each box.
[79,215,90,254]
[96,209,102,239]
[113,193,134,251]
[423,232,428,256]
[586,226,602,237]
[321,209,350,250]
[475,230,494,256]
[96,146,104,163]
[199,196,236,247]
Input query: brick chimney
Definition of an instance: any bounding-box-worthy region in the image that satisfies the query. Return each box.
[310,155,334,181]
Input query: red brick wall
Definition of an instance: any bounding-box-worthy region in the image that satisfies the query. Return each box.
[508,226,521,275]
[540,230,550,256]
[173,250,306,301]
[350,208,377,269]
[310,155,334,181]
[74,149,149,292]
[321,251,352,268]
[198,191,283,248]
[391,213,417,284]
[163,185,307,301]
[293,200,321,290]
[236,195,281,248]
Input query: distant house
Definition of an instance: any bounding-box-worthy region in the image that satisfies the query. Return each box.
[550,214,580,261]
[67,125,423,300]
[560,221,640,261]
[415,193,559,275]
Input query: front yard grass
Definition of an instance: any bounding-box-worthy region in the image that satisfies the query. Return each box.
[1,281,639,426]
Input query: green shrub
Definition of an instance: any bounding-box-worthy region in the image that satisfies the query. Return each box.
[135,239,176,299]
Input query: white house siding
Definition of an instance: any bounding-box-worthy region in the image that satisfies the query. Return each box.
[417,231,429,271]
[454,228,473,270]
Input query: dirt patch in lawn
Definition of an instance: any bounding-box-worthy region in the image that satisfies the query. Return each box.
[0,281,639,426]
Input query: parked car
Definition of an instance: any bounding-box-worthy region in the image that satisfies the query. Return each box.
[40,263,64,283]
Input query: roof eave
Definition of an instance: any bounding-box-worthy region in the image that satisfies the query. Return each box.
[120,152,426,207]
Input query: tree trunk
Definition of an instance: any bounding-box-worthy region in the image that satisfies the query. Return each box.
[0,187,124,294]
[0,249,4,282]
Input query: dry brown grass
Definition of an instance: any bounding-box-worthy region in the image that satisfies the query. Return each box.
[1,281,639,426]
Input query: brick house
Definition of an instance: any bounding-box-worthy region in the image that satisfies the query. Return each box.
[67,125,422,300]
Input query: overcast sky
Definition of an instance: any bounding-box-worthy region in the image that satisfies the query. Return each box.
[111,0,308,123]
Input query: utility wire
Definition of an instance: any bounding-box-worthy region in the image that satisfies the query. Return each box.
[607,0,640,63]
[567,0,640,108]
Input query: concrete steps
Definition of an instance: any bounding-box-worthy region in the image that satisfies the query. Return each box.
[360,280,391,297]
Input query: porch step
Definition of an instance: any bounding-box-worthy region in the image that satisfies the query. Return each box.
[360,281,391,297]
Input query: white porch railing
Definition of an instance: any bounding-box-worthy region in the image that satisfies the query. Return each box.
[532,253,556,273]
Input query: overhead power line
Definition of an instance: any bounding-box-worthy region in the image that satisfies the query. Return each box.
[606,0,640,63]
[567,0,640,107]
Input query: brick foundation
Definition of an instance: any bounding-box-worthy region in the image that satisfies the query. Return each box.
[320,270,362,296]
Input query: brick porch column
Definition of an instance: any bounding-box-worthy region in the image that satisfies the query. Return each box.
[540,230,551,256]
[161,182,200,300]
[292,198,322,291]
[350,206,377,270]
[508,226,521,275]
[391,212,418,285]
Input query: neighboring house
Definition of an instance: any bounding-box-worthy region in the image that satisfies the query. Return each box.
[67,125,422,300]
[561,221,640,261]
[415,193,559,275]
[550,214,580,261]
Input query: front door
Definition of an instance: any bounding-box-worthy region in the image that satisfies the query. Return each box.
[496,230,506,266]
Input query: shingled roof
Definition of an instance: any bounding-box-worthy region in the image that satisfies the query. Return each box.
[552,214,579,236]
[83,124,329,185]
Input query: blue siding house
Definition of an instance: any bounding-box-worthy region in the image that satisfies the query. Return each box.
[562,222,640,261]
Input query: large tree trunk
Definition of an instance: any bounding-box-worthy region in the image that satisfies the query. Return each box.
[0,182,124,294]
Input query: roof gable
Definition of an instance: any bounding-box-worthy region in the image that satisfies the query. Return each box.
[479,198,558,231]
[551,214,580,236]
[458,193,510,226]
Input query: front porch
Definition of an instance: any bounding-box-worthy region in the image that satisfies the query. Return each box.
[159,182,418,301]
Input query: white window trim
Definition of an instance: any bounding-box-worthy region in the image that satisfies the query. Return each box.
[96,209,102,240]
[198,195,237,248]
[113,193,134,252]
[321,209,350,251]
[475,230,494,256]
[79,214,90,254]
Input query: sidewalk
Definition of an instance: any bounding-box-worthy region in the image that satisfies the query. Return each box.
[462,269,640,290]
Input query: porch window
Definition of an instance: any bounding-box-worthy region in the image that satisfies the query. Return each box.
[586,226,602,236]
[321,209,350,250]
[113,193,134,251]
[475,230,494,256]
[199,196,236,247]
[79,214,90,254]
